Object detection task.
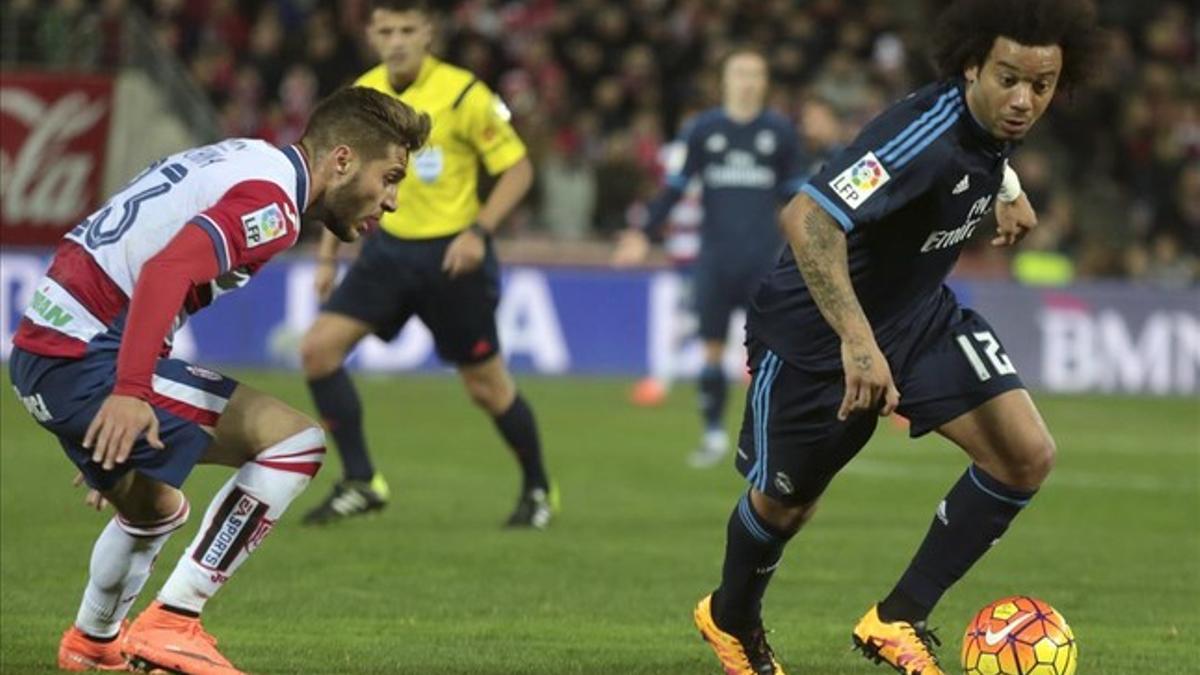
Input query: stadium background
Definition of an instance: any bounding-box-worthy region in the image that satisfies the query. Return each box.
[1,1,1197,674]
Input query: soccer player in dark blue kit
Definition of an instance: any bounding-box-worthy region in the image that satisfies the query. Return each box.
[614,47,809,468]
[692,1,1104,673]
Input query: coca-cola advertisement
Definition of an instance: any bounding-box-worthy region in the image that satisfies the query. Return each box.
[0,71,113,246]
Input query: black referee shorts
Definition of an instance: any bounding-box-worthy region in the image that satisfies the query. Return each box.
[323,230,501,365]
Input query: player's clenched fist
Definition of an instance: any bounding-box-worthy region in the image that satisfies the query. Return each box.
[838,338,900,421]
[82,395,164,471]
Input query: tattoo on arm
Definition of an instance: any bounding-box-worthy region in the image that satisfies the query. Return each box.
[785,195,873,350]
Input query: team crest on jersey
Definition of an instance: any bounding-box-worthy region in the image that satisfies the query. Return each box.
[241,203,288,248]
[829,151,890,210]
[186,365,223,382]
[755,129,776,154]
[705,133,728,153]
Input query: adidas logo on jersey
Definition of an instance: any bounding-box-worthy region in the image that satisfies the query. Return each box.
[952,174,970,194]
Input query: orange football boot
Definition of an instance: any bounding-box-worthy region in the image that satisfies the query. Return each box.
[694,594,786,674]
[123,602,243,675]
[852,604,945,675]
[58,623,129,671]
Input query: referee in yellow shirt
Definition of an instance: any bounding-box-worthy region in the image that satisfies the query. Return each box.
[300,0,554,528]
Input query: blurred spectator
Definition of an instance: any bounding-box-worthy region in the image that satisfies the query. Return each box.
[538,124,598,240]
[245,6,288,97]
[300,8,361,97]
[798,96,845,173]
[274,64,319,146]
[1,0,1194,283]
[37,0,95,66]
[1,0,43,64]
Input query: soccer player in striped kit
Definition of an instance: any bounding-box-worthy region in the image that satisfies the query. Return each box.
[10,87,429,674]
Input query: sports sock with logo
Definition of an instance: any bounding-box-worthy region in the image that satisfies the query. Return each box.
[879,464,1036,624]
[698,363,727,432]
[157,428,325,613]
[74,500,189,638]
[712,492,795,633]
[307,368,374,482]
[492,393,549,492]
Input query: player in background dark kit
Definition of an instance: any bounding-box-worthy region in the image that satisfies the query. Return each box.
[691,1,1104,673]
[614,48,809,468]
[10,88,429,674]
[300,0,555,528]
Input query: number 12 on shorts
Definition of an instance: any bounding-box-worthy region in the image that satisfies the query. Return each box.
[956,330,1016,381]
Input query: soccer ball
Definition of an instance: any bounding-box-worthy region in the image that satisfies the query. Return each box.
[961,596,1078,675]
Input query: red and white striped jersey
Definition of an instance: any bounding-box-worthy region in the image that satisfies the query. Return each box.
[13,139,310,360]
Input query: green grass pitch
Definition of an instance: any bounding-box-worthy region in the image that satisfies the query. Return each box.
[2,371,1197,673]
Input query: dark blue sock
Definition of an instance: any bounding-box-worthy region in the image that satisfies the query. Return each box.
[307,368,374,482]
[698,364,727,432]
[879,465,1037,623]
[712,493,794,632]
[493,393,549,492]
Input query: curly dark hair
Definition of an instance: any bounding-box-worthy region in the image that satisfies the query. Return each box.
[931,0,1106,93]
[370,0,430,13]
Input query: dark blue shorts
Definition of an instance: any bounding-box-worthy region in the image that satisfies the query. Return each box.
[8,347,238,491]
[693,262,764,342]
[323,231,501,364]
[736,306,1024,503]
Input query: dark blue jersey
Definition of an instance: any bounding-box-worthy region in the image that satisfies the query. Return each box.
[749,78,1013,371]
[644,108,809,269]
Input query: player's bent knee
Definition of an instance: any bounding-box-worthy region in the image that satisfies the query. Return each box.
[464,377,496,409]
[750,489,816,536]
[252,425,327,480]
[105,478,188,528]
[462,371,514,414]
[115,494,191,538]
[299,331,347,378]
[1028,432,1057,485]
[1007,432,1057,490]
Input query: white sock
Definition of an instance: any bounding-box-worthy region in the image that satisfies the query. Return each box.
[75,499,190,637]
[157,427,325,613]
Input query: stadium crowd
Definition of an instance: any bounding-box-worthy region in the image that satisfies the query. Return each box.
[3,0,1197,283]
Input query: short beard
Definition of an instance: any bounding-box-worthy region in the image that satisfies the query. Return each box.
[309,183,365,242]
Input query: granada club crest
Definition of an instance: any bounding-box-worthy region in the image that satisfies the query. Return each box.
[0,72,113,245]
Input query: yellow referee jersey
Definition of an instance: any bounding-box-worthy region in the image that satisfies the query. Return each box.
[354,56,527,239]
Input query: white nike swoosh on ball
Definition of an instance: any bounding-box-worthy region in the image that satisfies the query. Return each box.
[984,612,1034,646]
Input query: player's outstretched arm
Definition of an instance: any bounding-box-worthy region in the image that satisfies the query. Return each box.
[780,193,900,419]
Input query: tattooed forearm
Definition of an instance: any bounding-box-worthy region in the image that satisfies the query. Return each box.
[781,194,873,346]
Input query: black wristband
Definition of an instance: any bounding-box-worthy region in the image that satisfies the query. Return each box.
[469,222,492,241]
